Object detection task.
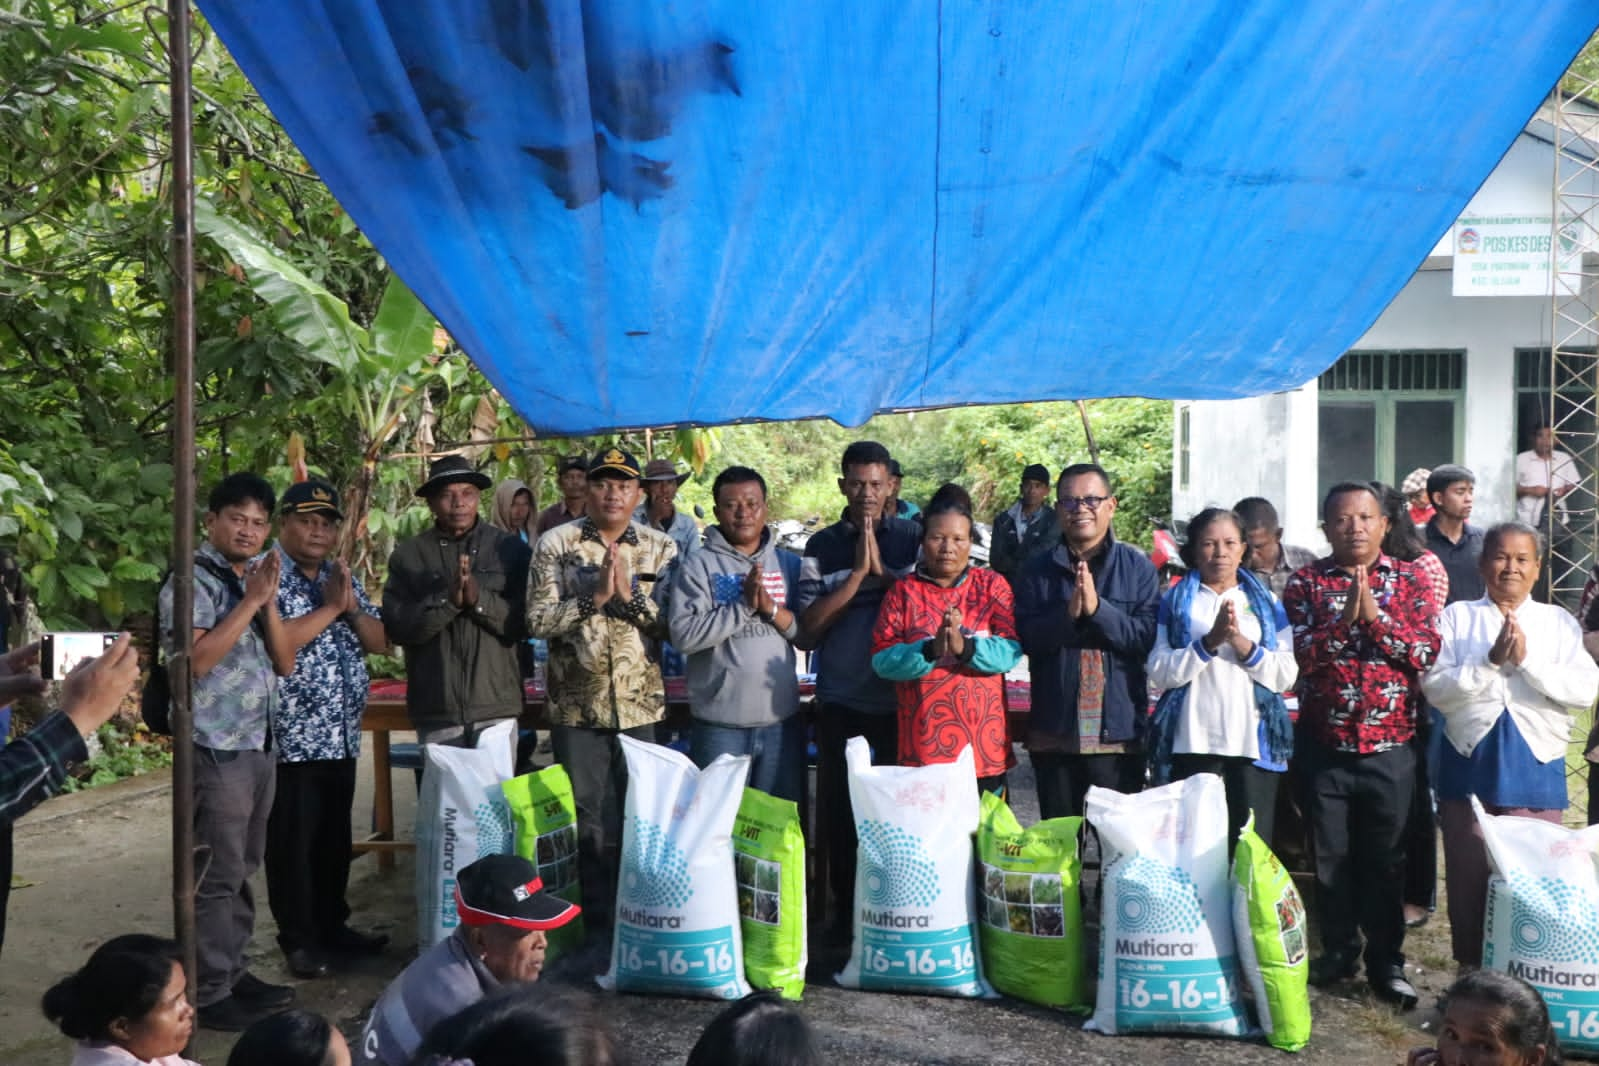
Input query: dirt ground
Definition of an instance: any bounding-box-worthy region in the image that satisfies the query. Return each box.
[0,746,1480,1066]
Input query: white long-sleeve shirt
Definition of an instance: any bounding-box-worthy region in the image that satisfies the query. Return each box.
[1146,583,1299,759]
[1421,595,1599,763]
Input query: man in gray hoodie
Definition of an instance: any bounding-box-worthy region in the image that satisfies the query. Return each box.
[669,466,809,802]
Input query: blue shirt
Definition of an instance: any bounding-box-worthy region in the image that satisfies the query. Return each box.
[274,545,380,762]
[159,542,279,751]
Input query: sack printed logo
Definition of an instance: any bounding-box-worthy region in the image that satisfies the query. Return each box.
[1110,855,1204,935]
[622,817,694,909]
[474,800,513,858]
[859,820,940,908]
[1506,871,1599,963]
[892,782,946,814]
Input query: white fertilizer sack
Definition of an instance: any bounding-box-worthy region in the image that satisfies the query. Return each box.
[598,736,752,999]
[415,720,516,949]
[1086,773,1250,1037]
[835,739,992,998]
[1477,798,1599,1055]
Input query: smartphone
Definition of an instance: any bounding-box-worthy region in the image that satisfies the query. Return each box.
[41,631,118,681]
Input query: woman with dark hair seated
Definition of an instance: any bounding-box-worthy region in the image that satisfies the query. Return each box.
[1145,507,1297,844]
[686,991,821,1066]
[410,987,624,1066]
[871,483,1022,793]
[42,934,198,1066]
[229,1010,348,1066]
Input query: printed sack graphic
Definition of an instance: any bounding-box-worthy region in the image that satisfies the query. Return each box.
[1231,812,1310,1051]
[503,763,585,962]
[598,737,753,1000]
[836,739,992,998]
[415,720,515,949]
[975,790,1085,1009]
[734,787,807,1000]
[1085,773,1251,1037]
[1477,797,1599,1055]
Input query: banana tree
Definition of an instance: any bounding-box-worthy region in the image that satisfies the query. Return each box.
[194,198,453,573]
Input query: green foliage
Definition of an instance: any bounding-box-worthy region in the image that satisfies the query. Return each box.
[59,722,172,793]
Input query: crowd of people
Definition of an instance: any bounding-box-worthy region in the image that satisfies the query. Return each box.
[4,431,1599,1063]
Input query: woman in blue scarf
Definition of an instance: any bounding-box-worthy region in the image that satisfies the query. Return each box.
[1146,507,1299,846]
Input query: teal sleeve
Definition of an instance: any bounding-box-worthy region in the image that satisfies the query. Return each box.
[872,641,936,680]
[968,636,1022,676]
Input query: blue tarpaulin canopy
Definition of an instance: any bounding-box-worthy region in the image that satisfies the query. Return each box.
[195,1,1597,434]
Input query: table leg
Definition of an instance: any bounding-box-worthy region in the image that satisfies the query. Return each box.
[372,730,394,873]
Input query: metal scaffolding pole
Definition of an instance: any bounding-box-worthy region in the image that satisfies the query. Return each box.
[1549,71,1599,811]
[167,0,199,996]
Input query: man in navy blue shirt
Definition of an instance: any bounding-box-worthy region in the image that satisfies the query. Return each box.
[795,441,922,941]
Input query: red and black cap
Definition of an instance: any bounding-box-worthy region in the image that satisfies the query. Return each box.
[454,854,580,932]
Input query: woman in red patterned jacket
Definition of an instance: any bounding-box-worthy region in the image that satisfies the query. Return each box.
[871,484,1023,792]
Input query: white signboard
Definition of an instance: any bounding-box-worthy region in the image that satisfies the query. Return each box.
[1451,215,1566,297]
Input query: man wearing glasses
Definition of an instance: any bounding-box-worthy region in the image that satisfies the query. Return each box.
[1013,463,1160,818]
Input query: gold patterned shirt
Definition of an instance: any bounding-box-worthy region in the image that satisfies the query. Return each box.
[526,518,677,729]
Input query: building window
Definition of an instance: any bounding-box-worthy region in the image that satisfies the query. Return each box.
[1317,349,1464,501]
[1514,346,1596,454]
[1178,405,1191,491]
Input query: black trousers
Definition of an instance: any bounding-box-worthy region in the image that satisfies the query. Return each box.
[1299,739,1413,976]
[1031,751,1144,820]
[265,758,356,954]
[1402,718,1438,911]
[1170,753,1280,849]
[815,706,898,932]
[0,819,10,958]
[548,722,658,930]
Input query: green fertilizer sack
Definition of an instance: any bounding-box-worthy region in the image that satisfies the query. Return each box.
[974,791,1085,1009]
[733,788,807,1000]
[1231,813,1310,1051]
[503,764,585,961]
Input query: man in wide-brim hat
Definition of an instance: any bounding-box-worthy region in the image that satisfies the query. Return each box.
[382,456,531,748]
[635,458,700,559]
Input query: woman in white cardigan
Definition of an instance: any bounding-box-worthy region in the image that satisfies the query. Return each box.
[1421,521,1599,971]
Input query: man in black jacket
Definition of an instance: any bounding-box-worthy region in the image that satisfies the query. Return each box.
[384,456,531,748]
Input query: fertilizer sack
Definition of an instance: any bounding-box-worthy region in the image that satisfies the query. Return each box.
[1478,798,1599,1056]
[1231,813,1311,1051]
[598,737,752,1000]
[1085,773,1251,1037]
[503,764,586,962]
[836,739,992,998]
[975,790,1086,1009]
[416,720,515,949]
[733,787,807,1000]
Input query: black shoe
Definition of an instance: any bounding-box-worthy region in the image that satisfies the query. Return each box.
[1370,970,1420,1011]
[232,971,296,1008]
[325,926,389,956]
[1309,952,1359,986]
[284,947,331,979]
[197,995,267,1032]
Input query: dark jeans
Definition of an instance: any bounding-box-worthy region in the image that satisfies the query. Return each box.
[1031,751,1144,820]
[194,747,276,1006]
[548,722,658,928]
[815,706,897,932]
[1170,753,1280,849]
[1298,738,1413,977]
[690,716,807,805]
[265,758,356,954]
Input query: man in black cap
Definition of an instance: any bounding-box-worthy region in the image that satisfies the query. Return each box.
[536,454,589,537]
[266,480,391,979]
[885,458,921,520]
[991,463,1059,580]
[357,853,578,1066]
[383,456,532,748]
[526,446,677,930]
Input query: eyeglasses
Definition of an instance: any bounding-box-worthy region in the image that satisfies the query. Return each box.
[1057,496,1108,512]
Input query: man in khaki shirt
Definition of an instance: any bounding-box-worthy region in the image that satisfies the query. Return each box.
[526,447,676,930]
